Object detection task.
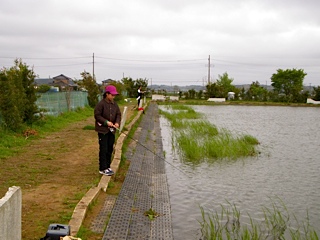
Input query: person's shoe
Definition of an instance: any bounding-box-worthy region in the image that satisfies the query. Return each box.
[99,168,114,176]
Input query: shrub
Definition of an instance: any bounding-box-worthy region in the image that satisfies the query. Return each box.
[0,59,38,131]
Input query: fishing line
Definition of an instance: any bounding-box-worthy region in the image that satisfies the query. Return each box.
[114,127,188,176]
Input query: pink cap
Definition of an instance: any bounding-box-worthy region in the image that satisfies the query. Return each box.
[105,85,119,95]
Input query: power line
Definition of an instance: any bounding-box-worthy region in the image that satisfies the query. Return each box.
[0,56,90,60]
[3,55,318,85]
[2,55,319,68]
[1,55,206,63]
[95,56,206,62]
[35,63,91,68]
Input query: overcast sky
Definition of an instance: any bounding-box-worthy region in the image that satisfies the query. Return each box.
[1,0,320,87]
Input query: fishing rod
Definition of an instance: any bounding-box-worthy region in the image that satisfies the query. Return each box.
[113,127,188,176]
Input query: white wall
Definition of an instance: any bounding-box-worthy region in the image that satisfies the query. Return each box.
[0,186,22,240]
[307,98,320,104]
[152,94,166,101]
[207,98,226,102]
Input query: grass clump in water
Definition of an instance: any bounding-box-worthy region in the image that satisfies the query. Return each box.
[160,106,201,122]
[160,104,259,163]
[199,198,319,240]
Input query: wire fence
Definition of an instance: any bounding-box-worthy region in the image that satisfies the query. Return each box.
[36,91,89,116]
[0,91,89,125]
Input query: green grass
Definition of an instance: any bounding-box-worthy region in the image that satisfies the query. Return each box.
[0,130,29,158]
[199,198,319,240]
[159,104,259,163]
[77,226,95,239]
[0,106,93,159]
[32,106,93,134]
[122,107,145,157]
[83,125,95,130]
[160,105,201,121]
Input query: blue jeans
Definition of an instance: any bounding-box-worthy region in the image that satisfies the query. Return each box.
[98,132,115,171]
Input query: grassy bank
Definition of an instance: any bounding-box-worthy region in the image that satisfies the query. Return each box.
[0,100,138,239]
[0,106,93,160]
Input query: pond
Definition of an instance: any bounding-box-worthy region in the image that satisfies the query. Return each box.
[160,105,320,240]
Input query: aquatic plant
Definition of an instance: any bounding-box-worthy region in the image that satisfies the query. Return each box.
[160,105,259,163]
[199,198,319,240]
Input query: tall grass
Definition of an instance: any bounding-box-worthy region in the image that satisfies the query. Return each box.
[159,104,259,163]
[199,199,319,240]
[159,106,201,122]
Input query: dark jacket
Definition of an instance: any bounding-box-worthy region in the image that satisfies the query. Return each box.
[94,98,121,134]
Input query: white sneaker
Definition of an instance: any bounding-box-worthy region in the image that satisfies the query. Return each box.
[99,168,114,176]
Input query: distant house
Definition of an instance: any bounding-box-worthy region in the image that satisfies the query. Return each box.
[34,78,54,86]
[52,74,78,90]
[35,74,78,91]
[102,79,116,86]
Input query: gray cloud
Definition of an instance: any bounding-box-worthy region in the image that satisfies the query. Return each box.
[1,0,319,86]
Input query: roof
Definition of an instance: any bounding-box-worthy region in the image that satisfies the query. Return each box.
[53,74,73,81]
[35,74,78,87]
[102,79,116,84]
[53,74,78,87]
[34,78,54,86]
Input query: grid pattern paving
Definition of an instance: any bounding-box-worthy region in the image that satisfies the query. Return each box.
[91,195,117,233]
[102,103,173,240]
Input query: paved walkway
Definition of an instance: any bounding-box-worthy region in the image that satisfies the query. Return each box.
[97,102,173,240]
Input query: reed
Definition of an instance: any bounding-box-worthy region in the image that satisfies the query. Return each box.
[199,199,319,240]
[161,105,201,120]
[160,105,259,163]
[185,120,219,136]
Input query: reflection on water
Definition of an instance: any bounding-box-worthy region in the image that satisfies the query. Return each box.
[160,105,320,240]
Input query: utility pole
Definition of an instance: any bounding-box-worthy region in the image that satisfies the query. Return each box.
[206,55,214,85]
[208,55,211,85]
[92,53,95,80]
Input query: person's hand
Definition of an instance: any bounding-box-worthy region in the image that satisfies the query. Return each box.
[114,123,119,129]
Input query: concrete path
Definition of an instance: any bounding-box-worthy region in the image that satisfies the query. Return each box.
[100,102,173,240]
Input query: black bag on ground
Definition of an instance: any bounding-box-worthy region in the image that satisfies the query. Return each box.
[40,224,70,240]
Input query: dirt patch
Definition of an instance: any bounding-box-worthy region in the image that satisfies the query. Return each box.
[0,103,138,240]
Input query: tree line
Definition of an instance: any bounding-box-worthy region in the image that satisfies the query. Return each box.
[0,59,149,131]
[1,59,319,132]
[183,70,320,103]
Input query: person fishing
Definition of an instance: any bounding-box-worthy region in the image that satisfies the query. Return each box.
[136,86,145,108]
[94,85,121,176]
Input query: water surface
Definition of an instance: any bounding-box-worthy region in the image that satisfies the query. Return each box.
[160,105,320,240]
